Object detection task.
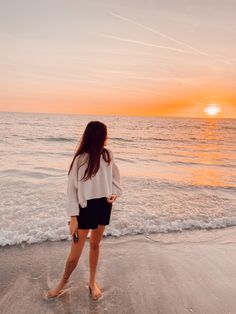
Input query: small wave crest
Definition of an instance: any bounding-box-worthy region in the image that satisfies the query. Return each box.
[110,137,134,142]
[24,136,76,143]
[0,169,64,179]
[1,216,236,247]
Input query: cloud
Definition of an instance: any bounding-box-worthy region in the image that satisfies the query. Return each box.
[100,33,192,54]
[109,11,210,56]
[109,11,233,65]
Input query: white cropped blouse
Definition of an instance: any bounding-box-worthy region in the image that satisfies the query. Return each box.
[65,148,122,218]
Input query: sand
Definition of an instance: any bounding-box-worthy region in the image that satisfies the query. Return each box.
[1,227,236,314]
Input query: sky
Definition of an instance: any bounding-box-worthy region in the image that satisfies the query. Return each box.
[0,0,236,118]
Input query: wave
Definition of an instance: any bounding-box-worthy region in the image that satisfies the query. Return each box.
[162,180,236,191]
[164,159,236,168]
[134,156,236,169]
[0,169,64,179]
[116,157,136,163]
[31,151,72,157]
[106,217,236,237]
[33,166,65,173]
[19,135,234,146]
[143,137,169,141]
[222,126,236,131]
[24,136,76,143]
[1,216,236,247]
[140,137,228,144]
[110,137,134,142]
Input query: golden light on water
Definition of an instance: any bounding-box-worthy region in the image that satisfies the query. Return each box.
[204,104,222,117]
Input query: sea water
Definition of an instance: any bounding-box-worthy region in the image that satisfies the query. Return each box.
[0,112,235,246]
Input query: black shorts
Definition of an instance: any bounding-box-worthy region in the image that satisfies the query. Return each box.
[77,197,113,229]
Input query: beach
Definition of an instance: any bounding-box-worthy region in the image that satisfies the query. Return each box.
[1,0,236,312]
[0,113,235,313]
[1,227,236,314]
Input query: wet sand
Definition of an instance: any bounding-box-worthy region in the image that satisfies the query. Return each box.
[1,227,236,314]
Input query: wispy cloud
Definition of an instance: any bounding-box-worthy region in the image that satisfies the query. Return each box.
[109,11,234,65]
[100,33,192,54]
[109,11,210,56]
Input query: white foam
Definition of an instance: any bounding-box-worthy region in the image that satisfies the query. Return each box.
[0,176,236,247]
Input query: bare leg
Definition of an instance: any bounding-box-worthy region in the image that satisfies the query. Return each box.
[47,229,90,298]
[89,225,106,300]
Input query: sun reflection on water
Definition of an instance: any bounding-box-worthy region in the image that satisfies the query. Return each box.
[189,118,231,188]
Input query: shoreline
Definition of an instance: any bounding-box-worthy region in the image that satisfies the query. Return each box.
[1,227,236,313]
[1,225,236,250]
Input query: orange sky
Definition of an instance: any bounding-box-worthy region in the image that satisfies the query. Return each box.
[0,0,236,118]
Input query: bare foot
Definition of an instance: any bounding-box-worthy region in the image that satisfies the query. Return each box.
[89,282,103,300]
[46,278,69,299]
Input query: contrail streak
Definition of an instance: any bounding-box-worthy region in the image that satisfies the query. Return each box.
[109,11,210,56]
[100,33,192,54]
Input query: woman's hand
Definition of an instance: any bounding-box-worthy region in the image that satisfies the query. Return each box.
[106,194,117,203]
[69,216,78,236]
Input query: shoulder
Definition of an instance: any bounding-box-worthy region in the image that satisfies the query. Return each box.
[78,152,89,161]
[73,154,81,164]
[104,148,113,160]
[105,147,112,155]
[72,153,88,168]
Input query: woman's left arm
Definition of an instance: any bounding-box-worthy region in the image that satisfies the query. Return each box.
[110,151,123,198]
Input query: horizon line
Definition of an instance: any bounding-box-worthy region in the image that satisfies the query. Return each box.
[0,110,235,120]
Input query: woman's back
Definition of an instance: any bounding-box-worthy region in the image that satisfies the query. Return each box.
[66,148,122,217]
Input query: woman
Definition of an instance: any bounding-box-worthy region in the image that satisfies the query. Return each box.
[46,121,122,300]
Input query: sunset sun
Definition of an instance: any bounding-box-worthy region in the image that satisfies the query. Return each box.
[204,105,222,117]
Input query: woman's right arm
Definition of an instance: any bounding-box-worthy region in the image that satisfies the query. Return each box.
[68,216,78,236]
[66,156,80,233]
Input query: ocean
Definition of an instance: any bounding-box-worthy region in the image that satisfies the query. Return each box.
[0,111,235,246]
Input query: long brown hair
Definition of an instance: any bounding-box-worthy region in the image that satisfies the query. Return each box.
[68,121,111,181]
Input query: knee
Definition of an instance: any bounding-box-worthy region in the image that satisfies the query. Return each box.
[90,241,100,251]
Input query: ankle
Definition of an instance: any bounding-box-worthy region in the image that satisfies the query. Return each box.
[61,275,69,283]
